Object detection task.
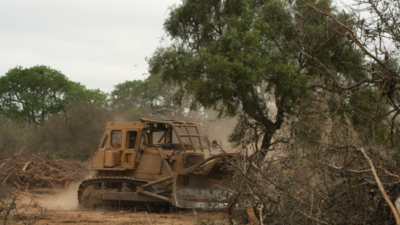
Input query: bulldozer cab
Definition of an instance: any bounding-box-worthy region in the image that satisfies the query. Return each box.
[92,118,204,170]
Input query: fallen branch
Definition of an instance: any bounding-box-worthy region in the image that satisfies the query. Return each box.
[298,210,330,225]
[358,148,400,225]
[0,154,89,190]
[22,161,34,172]
[0,153,18,171]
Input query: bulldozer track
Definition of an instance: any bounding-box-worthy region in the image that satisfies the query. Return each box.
[78,176,153,204]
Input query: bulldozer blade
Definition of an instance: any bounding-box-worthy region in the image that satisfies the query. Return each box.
[172,174,230,209]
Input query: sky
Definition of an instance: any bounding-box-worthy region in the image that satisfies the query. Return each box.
[0,0,181,93]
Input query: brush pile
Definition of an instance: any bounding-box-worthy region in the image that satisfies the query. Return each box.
[0,152,89,190]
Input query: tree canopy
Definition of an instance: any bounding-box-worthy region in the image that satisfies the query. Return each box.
[110,74,181,117]
[297,0,400,145]
[148,0,364,150]
[0,65,107,126]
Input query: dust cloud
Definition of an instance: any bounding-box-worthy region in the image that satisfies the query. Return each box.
[168,110,237,155]
[35,183,80,211]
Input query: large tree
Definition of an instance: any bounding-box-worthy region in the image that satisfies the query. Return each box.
[0,65,107,126]
[110,74,181,116]
[148,0,363,151]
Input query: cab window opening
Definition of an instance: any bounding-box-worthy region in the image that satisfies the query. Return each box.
[127,131,138,149]
[111,131,122,148]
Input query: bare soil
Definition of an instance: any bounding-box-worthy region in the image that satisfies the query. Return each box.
[4,185,229,225]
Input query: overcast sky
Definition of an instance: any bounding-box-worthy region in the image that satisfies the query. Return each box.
[0,0,181,93]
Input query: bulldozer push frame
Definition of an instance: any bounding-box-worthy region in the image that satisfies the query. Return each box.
[78,118,232,209]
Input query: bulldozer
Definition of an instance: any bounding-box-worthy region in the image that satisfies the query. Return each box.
[78,118,232,209]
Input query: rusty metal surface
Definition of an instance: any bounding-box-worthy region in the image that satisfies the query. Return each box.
[91,168,126,171]
[141,175,173,189]
[101,192,166,202]
[156,147,174,175]
[172,174,230,209]
[135,154,164,174]
[78,176,151,204]
[137,190,171,202]
[104,150,119,168]
[91,149,105,168]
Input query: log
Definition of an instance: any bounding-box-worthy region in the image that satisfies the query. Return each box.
[247,208,259,225]
[22,161,34,172]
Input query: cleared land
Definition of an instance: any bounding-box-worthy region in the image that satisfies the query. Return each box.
[4,189,228,225]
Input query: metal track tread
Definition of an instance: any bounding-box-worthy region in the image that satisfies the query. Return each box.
[77,176,153,205]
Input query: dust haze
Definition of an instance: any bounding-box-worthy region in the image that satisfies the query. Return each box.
[34,183,80,211]
[111,110,237,155]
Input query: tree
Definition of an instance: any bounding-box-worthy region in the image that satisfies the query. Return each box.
[146,0,400,223]
[110,74,181,117]
[297,0,400,145]
[148,0,362,151]
[0,65,107,126]
[205,0,400,223]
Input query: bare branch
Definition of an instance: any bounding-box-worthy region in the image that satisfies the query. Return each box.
[358,148,400,224]
[297,210,330,225]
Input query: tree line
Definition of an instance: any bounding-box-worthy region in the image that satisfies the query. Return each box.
[0,64,230,160]
[0,65,180,160]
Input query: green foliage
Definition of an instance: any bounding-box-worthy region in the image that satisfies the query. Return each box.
[152,0,310,115]
[360,0,400,48]
[110,74,180,117]
[148,0,364,149]
[111,80,149,111]
[0,65,108,126]
[348,88,389,144]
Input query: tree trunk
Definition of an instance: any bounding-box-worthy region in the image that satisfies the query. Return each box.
[259,101,284,153]
[261,131,273,151]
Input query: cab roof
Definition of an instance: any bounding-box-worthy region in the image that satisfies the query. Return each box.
[105,118,199,130]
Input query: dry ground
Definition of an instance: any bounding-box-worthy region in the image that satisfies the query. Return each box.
[3,186,230,225]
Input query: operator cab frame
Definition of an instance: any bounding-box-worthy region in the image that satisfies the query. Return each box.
[96,118,204,170]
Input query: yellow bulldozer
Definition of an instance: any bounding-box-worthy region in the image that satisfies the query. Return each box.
[78,118,231,209]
